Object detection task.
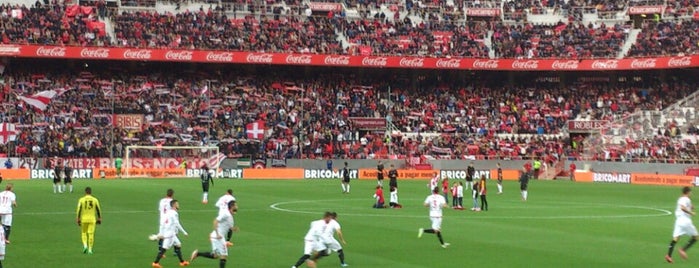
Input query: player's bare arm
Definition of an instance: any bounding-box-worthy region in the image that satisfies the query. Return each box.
[682,205,696,216]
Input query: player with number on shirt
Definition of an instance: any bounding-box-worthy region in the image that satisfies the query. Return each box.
[418,187,450,248]
[0,184,17,243]
[215,189,236,246]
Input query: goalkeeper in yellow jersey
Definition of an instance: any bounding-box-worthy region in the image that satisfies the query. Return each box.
[76,187,102,254]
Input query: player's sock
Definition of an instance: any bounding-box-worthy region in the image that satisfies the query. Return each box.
[346,185,350,193]
[81,232,88,249]
[226,230,233,241]
[668,240,677,256]
[341,184,346,192]
[203,192,209,202]
[424,229,435,234]
[88,232,95,250]
[70,184,73,193]
[338,249,345,264]
[497,184,502,193]
[523,191,528,200]
[219,258,227,268]
[154,248,166,263]
[294,254,311,267]
[684,237,697,251]
[3,225,10,240]
[53,184,57,193]
[174,246,185,262]
[158,239,164,250]
[197,251,216,259]
[437,232,445,245]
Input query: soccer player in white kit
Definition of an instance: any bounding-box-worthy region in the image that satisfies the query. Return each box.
[428,172,439,193]
[155,189,174,251]
[0,184,16,243]
[291,212,332,268]
[322,212,348,267]
[418,187,450,248]
[665,186,698,263]
[215,189,236,246]
[190,200,238,268]
[152,199,189,268]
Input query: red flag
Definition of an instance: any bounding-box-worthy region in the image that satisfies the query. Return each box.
[246,121,265,139]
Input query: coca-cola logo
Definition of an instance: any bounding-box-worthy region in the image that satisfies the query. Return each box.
[80,48,109,58]
[36,46,66,57]
[399,58,425,67]
[123,49,152,60]
[472,59,499,69]
[590,60,619,70]
[361,57,388,67]
[285,54,312,64]
[324,55,350,65]
[667,57,692,67]
[551,60,579,70]
[630,59,657,69]
[511,60,539,69]
[164,50,193,61]
[206,52,234,62]
[246,53,274,64]
[435,58,461,68]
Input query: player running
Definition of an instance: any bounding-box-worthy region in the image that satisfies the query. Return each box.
[152,200,189,267]
[76,187,102,254]
[665,186,698,263]
[323,212,348,267]
[291,212,332,268]
[418,187,449,248]
[190,200,238,268]
[215,189,236,246]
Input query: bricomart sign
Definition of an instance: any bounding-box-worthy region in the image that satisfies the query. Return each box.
[30,169,94,179]
[440,170,491,180]
[592,172,631,184]
[304,169,358,179]
[185,169,243,179]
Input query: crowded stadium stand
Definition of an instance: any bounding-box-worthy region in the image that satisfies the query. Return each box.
[0,0,698,167]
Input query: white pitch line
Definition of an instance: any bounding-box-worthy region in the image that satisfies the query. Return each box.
[15,209,220,216]
[268,199,673,220]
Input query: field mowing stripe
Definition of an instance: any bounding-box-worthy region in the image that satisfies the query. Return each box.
[15,209,222,216]
[269,199,673,220]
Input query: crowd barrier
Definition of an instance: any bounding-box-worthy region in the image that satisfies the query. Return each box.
[3,168,698,187]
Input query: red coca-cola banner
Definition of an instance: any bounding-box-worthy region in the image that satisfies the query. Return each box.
[307,2,342,11]
[465,8,501,17]
[628,5,664,14]
[2,44,698,71]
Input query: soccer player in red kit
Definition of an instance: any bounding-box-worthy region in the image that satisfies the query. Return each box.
[372,186,385,208]
[569,162,576,181]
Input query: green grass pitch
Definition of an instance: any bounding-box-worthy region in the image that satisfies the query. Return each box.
[5,178,693,267]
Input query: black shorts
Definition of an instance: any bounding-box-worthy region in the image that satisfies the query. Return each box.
[377,173,384,180]
[202,183,210,192]
[343,178,350,183]
[389,181,397,188]
[53,178,61,184]
[64,177,72,183]
[497,178,502,183]
[520,183,528,191]
[466,177,473,182]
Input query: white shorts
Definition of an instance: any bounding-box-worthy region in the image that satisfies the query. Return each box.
[210,231,228,256]
[323,237,342,252]
[430,216,442,231]
[0,214,11,226]
[303,239,326,255]
[162,235,182,249]
[673,218,698,237]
